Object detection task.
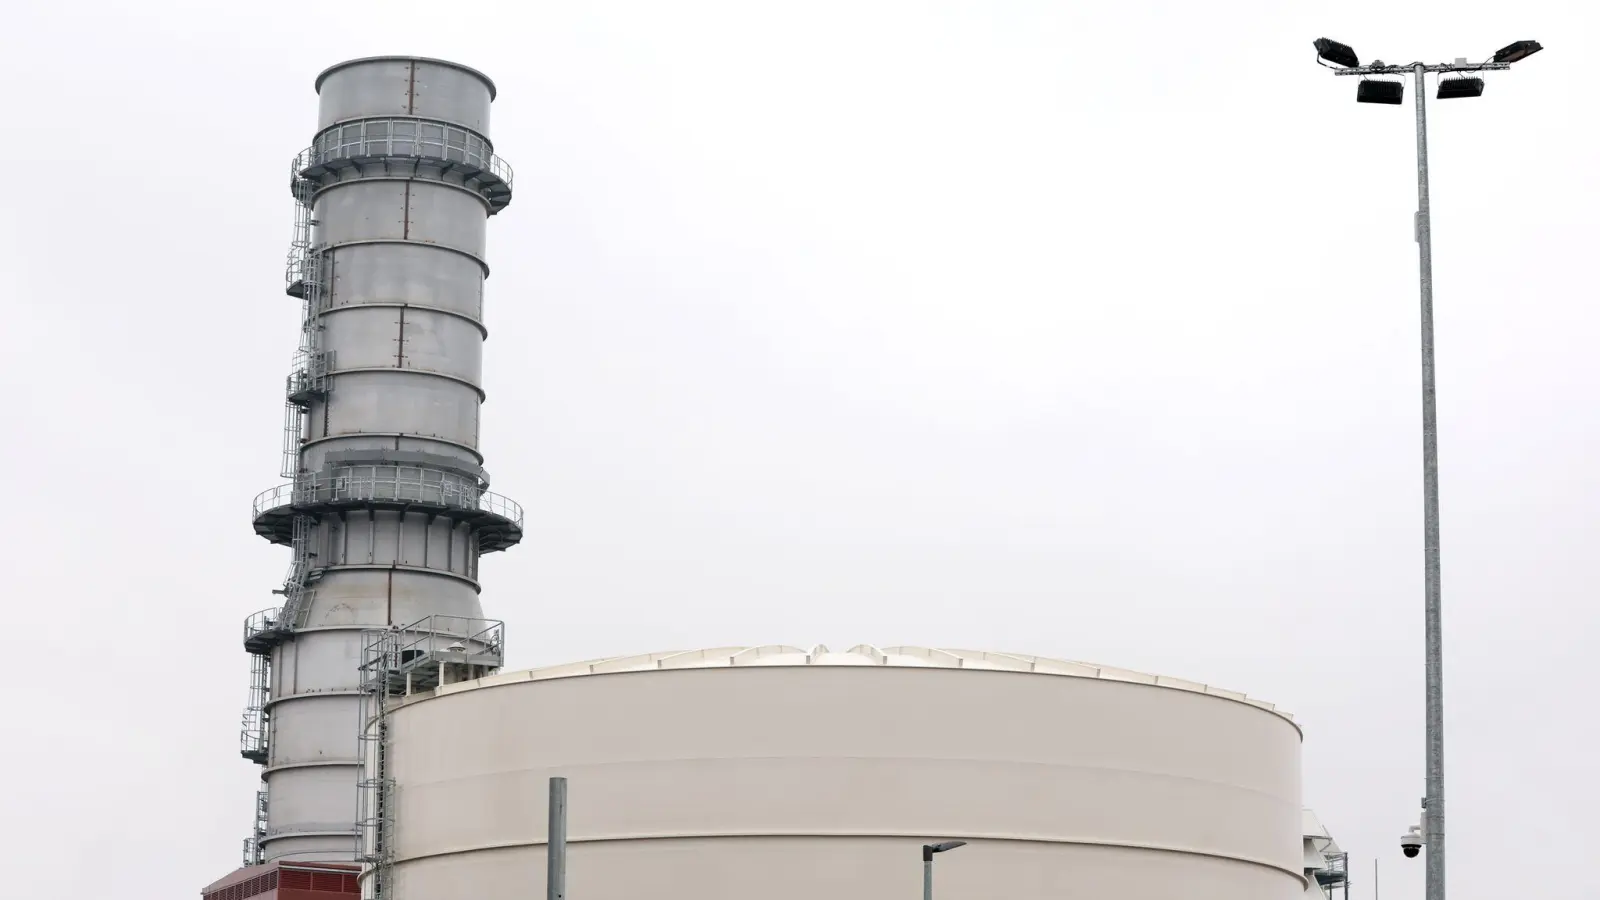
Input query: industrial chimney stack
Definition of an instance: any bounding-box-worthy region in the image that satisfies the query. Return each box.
[237,56,520,866]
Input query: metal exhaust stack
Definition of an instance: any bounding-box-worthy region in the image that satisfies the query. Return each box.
[237,56,522,869]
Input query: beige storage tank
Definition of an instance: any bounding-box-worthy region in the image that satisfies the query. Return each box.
[383,645,1305,899]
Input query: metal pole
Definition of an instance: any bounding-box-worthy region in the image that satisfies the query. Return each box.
[548,776,567,900]
[1411,60,1446,900]
[923,859,932,900]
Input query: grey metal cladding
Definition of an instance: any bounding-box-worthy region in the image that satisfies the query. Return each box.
[326,243,486,325]
[323,371,481,447]
[320,306,485,388]
[313,181,488,259]
[242,56,519,865]
[316,57,494,133]
[299,434,487,473]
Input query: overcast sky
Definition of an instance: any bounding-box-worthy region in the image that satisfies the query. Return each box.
[1,1,1594,897]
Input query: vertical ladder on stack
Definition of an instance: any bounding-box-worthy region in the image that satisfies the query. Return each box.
[352,619,506,899]
[239,653,272,764]
[357,629,400,900]
[281,174,331,479]
[242,785,269,867]
[280,400,307,480]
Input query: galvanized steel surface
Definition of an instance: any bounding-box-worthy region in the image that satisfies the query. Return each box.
[241,56,519,865]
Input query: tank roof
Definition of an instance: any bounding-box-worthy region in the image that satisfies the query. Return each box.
[314,56,498,99]
[438,644,1293,722]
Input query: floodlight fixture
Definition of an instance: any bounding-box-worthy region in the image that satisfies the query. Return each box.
[1315,38,1360,68]
[1493,40,1543,64]
[1357,80,1405,105]
[1437,77,1486,99]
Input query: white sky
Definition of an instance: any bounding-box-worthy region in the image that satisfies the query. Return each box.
[1,1,1595,897]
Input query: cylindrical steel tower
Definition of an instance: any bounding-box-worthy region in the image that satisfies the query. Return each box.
[238,56,520,866]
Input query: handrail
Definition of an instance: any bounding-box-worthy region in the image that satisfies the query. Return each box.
[244,607,284,642]
[359,615,507,685]
[391,615,506,663]
[252,466,523,527]
[292,115,514,193]
[253,483,297,517]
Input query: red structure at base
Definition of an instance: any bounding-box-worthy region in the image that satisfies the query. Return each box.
[201,861,359,900]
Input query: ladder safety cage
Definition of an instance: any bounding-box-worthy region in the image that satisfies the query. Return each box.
[243,786,269,867]
[356,616,506,900]
[280,399,308,480]
[239,653,271,764]
[280,172,332,479]
[287,347,335,407]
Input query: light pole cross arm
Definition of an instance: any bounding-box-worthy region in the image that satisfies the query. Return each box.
[1332,61,1511,76]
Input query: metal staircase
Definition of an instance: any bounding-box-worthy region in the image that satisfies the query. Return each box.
[276,514,321,633]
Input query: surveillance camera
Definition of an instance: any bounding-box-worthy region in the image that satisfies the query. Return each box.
[1400,825,1424,858]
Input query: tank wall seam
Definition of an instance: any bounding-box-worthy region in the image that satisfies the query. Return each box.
[390,832,1308,884]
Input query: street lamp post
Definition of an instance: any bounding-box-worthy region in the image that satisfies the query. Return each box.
[548,776,567,900]
[1312,36,1542,900]
[921,840,966,900]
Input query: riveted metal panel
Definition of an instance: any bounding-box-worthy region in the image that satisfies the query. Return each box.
[403,182,488,257]
[327,243,485,321]
[299,435,486,477]
[409,60,493,133]
[313,181,408,246]
[262,765,360,842]
[264,833,357,865]
[316,58,414,127]
[319,306,484,387]
[396,309,485,386]
[314,181,486,261]
[310,563,482,617]
[319,305,406,371]
[269,694,361,763]
[322,370,480,450]
[278,629,365,690]
[388,568,486,625]
[317,57,492,133]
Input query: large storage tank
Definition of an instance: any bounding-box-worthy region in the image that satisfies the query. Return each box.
[384,645,1305,899]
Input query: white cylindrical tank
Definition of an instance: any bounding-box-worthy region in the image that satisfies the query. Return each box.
[384,645,1305,899]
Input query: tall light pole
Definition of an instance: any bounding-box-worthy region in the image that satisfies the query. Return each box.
[921,840,966,900]
[1312,36,1543,900]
